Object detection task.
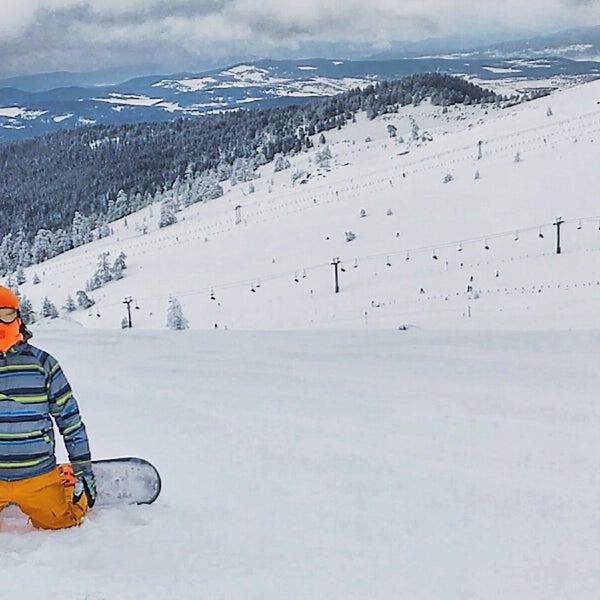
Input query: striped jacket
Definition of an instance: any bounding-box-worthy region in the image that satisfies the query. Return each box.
[0,341,92,481]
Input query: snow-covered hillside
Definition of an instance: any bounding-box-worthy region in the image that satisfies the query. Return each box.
[2,78,600,600]
[18,77,600,332]
[2,327,599,599]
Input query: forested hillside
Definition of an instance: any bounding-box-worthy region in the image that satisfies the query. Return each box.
[0,74,504,276]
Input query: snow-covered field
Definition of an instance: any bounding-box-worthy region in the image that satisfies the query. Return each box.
[2,77,600,599]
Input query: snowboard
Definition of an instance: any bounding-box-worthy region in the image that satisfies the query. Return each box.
[92,457,161,508]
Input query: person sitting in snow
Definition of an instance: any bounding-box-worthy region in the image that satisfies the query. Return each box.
[0,286,95,529]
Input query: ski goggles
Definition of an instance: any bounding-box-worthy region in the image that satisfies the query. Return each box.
[0,307,19,324]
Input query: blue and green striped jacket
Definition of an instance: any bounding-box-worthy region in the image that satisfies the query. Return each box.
[0,341,92,481]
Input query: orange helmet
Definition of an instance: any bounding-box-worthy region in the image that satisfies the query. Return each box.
[0,286,20,309]
[0,286,23,351]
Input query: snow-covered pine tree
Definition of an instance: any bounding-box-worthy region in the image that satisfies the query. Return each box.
[41,296,59,319]
[194,171,224,204]
[31,229,54,263]
[63,295,76,312]
[96,217,111,239]
[410,115,420,141]
[86,251,113,291]
[97,252,113,284]
[111,252,127,280]
[19,296,35,324]
[229,157,259,186]
[273,154,291,172]
[53,229,72,255]
[76,290,94,309]
[16,266,26,285]
[111,261,124,280]
[4,273,17,290]
[166,296,189,330]
[159,198,178,228]
[315,146,333,169]
[0,235,13,277]
[13,229,31,269]
[106,189,129,222]
[71,212,92,247]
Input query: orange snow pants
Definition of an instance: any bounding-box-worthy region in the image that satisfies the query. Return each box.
[0,468,88,530]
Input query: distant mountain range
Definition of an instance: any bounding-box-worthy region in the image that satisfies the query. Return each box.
[1,25,599,143]
[365,25,600,61]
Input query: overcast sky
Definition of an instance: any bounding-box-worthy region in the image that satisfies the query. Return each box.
[0,0,599,78]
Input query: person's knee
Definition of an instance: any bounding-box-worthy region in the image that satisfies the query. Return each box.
[19,470,89,530]
[29,496,88,529]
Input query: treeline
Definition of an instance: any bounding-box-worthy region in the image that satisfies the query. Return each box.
[0,73,502,276]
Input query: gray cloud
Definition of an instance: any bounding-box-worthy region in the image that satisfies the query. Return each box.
[0,0,598,78]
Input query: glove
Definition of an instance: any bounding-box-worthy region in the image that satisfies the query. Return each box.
[74,471,97,508]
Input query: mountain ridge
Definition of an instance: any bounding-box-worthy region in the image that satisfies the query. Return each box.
[1,25,599,143]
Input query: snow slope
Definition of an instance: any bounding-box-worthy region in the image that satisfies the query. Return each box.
[1,78,600,599]
[2,327,599,599]
[18,77,600,333]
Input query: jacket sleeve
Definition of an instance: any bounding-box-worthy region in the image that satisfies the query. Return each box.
[46,354,93,478]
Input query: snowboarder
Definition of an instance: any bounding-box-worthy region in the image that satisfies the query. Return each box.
[0,286,96,529]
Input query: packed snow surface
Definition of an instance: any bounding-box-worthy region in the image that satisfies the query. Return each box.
[2,77,600,599]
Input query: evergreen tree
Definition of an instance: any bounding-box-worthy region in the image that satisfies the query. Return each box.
[15,266,26,285]
[112,252,127,278]
[53,229,72,255]
[159,198,178,228]
[96,217,111,239]
[4,273,17,290]
[315,145,333,168]
[72,212,92,247]
[64,295,77,312]
[166,296,189,330]
[111,261,124,280]
[41,296,59,319]
[229,157,259,186]
[31,229,54,263]
[273,154,291,172]
[76,290,95,309]
[96,252,113,285]
[86,252,113,291]
[109,189,129,221]
[0,233,16,276]
[192,171,223,204]
[14,230,31,268]
[19,296,35,324]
